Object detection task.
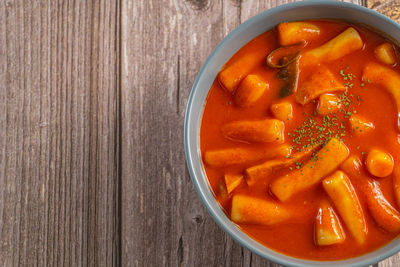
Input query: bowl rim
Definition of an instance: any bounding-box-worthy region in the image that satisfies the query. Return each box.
[184,1,400,266]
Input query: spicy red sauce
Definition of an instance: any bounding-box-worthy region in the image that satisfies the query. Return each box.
[200,20,400,260]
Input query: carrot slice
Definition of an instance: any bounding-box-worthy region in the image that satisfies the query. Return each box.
[224,174,243,194]
[322,171,367,244]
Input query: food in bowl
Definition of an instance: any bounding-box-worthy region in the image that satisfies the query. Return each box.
[200,19,400,260]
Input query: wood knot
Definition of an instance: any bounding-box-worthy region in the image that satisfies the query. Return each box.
[193,214,204,224]
[231,0,244,7]
[185,0,210,11]
[177,236,184,266]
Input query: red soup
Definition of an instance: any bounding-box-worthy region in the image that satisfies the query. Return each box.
[200,20,400,260]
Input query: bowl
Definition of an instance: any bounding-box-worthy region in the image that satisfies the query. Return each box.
[184,1,400,266]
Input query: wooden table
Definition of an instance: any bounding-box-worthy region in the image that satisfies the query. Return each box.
[0,1,399,266]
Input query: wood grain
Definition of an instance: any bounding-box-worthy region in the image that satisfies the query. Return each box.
[0,1,120,266]
[1,0,400,266]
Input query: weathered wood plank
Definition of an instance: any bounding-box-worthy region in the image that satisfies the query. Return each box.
[121,0,363,267]
[0,1,120,266]
[121,0,245,266]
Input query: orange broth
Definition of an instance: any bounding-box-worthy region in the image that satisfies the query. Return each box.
[200,20,400,260]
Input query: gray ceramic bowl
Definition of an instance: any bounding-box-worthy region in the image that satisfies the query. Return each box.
[184,1,400,266]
